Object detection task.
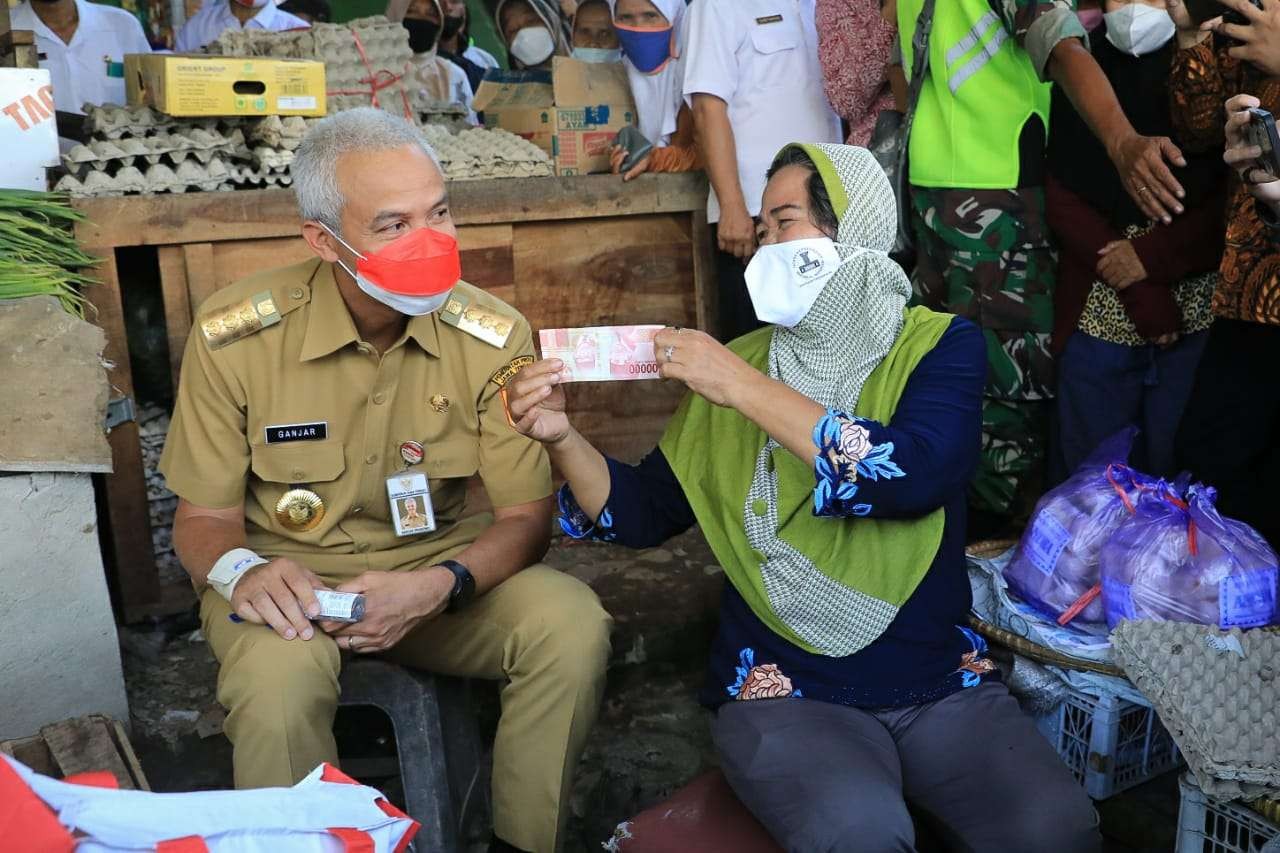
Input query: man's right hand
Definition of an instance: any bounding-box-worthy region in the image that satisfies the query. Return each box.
[230,558,326,641]
[1109,132,1187,224]
[718,201,758,260]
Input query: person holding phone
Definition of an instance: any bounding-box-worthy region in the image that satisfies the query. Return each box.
[1224,93,1280,220]
[1168,1,1280,550]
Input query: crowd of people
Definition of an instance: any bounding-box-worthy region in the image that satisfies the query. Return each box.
[13,0,1280,849]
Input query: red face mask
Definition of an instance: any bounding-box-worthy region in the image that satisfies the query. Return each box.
[330,225,462,297]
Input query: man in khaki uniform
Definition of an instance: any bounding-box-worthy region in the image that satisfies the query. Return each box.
[159,107,612,853]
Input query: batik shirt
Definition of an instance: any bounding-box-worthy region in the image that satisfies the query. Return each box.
[559,319,999,709]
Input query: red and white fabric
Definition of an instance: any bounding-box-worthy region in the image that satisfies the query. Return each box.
[0,755,419,853]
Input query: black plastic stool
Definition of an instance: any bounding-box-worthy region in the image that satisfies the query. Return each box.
[337,659,488,852]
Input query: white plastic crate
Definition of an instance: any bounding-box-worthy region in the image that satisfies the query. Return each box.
[1035,685,1181,800]
[1176,774,1280,853]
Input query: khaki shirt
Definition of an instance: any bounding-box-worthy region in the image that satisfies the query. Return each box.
[159,258,552,584]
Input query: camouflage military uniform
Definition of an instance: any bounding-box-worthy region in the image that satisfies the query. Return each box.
[910,186,1056,519]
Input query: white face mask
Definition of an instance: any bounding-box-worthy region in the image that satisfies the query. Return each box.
[322,224,454,317]
[571,46,623,63]
[1104,4,1175,56]
[510,26,556,66]
[745,237,869,328]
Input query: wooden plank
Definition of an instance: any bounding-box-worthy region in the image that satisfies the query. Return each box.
[512,213,696,462]
[110,719,151,791]
[689,209,717,337]
[82,249,159,615]
[181,242,218,311]
[73,174,708,248]
[157,246,193,394]
[0,736,58,777]
[4,716,149,790]
[456,224,514,302]
[40,717,135,789]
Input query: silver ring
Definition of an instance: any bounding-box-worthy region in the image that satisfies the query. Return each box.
[1137,186,1150,194]
[664,345,676,362]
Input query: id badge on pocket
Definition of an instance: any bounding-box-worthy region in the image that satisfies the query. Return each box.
[387,471,436,537]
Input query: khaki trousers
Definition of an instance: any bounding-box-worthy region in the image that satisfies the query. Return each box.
[201,564,613,853]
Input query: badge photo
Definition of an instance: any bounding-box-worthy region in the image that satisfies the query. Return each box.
[387,471,436,537]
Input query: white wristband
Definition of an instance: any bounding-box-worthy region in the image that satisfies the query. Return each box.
[207,548,269,602]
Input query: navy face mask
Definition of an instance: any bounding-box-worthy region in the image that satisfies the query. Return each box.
[615,24,673,73]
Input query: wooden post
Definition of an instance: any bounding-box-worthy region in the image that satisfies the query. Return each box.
[81,249,161,618]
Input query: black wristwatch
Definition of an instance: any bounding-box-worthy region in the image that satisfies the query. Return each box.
[437,559,476,613]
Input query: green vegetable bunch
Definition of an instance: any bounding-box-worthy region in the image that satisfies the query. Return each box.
[0,190,97,317]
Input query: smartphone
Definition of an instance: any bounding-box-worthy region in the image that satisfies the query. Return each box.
[1247,108,1280,178]
[615,126,654,174]
[1183,0,1262,24]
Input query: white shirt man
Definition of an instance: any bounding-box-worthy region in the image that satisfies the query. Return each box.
[682,0,840,339]
[175,0,310,53]
[12,0,151,115]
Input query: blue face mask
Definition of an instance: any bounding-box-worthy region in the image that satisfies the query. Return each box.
[615,24,673,73]
[571,45,623,63]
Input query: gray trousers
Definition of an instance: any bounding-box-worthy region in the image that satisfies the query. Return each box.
[711,682,1101,853]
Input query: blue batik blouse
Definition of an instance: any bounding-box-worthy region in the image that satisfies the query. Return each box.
[559,318,999,709]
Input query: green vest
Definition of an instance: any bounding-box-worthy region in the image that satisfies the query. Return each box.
[658,307,953,654]
[898,0,1053,189]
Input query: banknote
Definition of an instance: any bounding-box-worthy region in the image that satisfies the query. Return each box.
[538,325,664,382]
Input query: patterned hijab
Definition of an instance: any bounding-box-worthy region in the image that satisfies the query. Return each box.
[744,143,916,656]
[494,0,572,60]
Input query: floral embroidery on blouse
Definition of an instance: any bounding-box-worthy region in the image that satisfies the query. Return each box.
[726,648,804,701]
[812,408,906,517]
[556,485,616,542]
[955,626,997,688]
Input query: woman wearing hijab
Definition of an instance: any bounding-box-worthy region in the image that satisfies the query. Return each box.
[1046,0,1225,481]
[506,145,1100,850]
[570,0,620,61]
[604,0,702,179]
[390,0,476,116]
[495,0,570,69]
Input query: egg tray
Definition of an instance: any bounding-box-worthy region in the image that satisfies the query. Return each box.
[227,162,293,188]
[83,103,245,141]
[422,126,553,179]
[61,128,246,175]
[209,17,431,118]
[249,114,313,150]
[53,159,234,196]
[1111,621,1280,802]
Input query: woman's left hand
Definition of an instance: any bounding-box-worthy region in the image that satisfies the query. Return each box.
[1097,239,1148,290]
[654,327,759,408]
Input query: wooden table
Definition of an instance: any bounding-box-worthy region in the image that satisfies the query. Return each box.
[74,172,716,622]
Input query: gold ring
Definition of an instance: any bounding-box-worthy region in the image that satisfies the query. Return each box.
[349,636,358,650]
[1137,186,1150,194]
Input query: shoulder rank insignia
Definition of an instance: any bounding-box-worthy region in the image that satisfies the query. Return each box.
[440,292,515,349]
[200,290,281,350]
[490,355,534,387]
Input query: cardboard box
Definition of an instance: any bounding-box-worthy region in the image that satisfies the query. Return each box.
[474,56,635,176]
[125,53,326,117]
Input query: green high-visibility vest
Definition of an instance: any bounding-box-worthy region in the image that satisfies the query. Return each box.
[898,0,1053,189]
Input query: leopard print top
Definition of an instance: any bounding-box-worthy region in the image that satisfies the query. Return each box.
[1078,223,1217,346]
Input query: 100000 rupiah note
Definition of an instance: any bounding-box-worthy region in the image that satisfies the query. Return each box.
[538,325,664,382]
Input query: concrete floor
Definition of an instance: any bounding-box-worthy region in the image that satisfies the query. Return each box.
[120,528,1182,851]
